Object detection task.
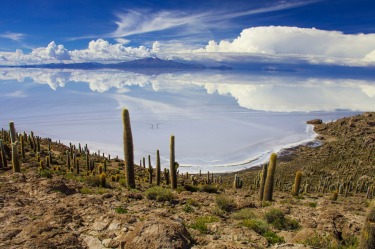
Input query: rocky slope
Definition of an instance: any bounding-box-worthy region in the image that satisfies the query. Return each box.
[0,112,374,248]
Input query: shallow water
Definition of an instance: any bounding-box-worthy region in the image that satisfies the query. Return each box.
[0,68,373,172]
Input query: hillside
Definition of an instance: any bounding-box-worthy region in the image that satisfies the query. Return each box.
[0,112,374,248]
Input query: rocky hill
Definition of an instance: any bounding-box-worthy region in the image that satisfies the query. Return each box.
[0,112,374,248]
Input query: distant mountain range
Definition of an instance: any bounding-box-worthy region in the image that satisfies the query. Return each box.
[7,57,232,71]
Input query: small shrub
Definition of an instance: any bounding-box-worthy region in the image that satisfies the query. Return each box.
[182,204,194,213]
[190,216,220,234]
[145,187,174,202]
[241,219,269,234]
[184,184,199,192]
[39,169,53,178]
[264,208,299,230]
[80,187,94,194]
[85,175,101,187]
[200,184,218,193]
[263,230,285,244]
[241,219,285,244]
[186,198,199,207]
[216,196,235,212]
[115,207,128,214]
[211,207,226,217]
[231,208,255,220]
[308,202,317,208]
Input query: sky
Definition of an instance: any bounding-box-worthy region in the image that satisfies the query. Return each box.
[0,0,375,66]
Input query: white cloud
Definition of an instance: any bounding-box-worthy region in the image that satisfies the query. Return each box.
[110,1,317,39]
[0,32,25,41]
[31,41,71,60]
[70,39,151,62]
[197,26,375,65]
[114,38,131,45]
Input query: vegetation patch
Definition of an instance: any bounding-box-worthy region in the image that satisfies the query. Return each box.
[190,216,220,234]
[231,208,255,220]
[145,187,174,202]
[241,219,284,244]
[264,208,299,230]
[200,184,218,193]
[216,196,235,212]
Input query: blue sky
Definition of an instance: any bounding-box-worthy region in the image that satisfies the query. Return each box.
[0,0,375,66]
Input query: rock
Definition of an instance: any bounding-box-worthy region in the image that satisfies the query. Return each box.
[307,119,323,125]
[123,218,192,249]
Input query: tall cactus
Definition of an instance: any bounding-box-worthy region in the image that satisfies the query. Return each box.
[263,153,277,202]
[164,168,170,185]
[148,155,153,184]
[233,174,243,189]
[259,163,268,201]
[292,171,303,196]
[9,121,17,143]
[156,150,161,186]
[12,142,20,172]
[0,139,7,168]
[170,135,178,189]
[123,108,135,188]
[359,200,375,249]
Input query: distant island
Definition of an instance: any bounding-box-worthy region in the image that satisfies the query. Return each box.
[4,57,233,71]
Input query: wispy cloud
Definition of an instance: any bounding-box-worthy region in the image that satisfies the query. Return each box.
[111,0,319,38]
[0,32,26,41]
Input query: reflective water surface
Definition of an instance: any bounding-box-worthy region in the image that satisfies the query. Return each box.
[0,68,373,172]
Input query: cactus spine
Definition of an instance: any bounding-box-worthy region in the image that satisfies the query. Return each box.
[263,153,277,202]
[123,109,135,189]
[259,163,268,201]
[292,171,302,196]
[170,135,177,189]
[156,150,161,186]
[359,200,375,249]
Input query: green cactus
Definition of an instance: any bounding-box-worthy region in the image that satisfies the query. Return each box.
[143,157,146,168]
[259,163,268,201]
[292,171,302,196]
[170,135,178,189]
[263,153,277,202]
[233,174,243,189]
[66,150,71,170]
[100,173,106,187]
[46,156,50,168]
[20,134,25,159]
[164,168,170,185]
[76,158,80,174]
[0,139,7,168]
[11,142,20,173]
[148,155,153,184]
[9,121,17,143]
[156,150,161,186]
[122,108,135,188]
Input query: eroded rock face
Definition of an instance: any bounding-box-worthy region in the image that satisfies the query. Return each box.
[123,218,192,249]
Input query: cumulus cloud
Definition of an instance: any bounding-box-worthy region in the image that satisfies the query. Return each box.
[198,26,375,65]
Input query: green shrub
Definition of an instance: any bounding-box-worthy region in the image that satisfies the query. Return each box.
[216,196,235,212]
[184,184,199,192]
[186,198,199,207]
[145,187,174,202]
[115,207,128,214]
[190,216,220,234]
[308,202,317,208]
[200,184,218,193]
[264,208,299,230]
[39,169,53,178]
[80,187,94,194]
[241,219,285,244]
[182,204,194,213]
[85,175,101,187]
[241,219,269,234]
[231,208,255,220]
[263,230,285,244]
